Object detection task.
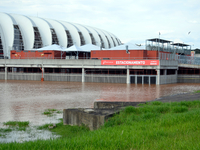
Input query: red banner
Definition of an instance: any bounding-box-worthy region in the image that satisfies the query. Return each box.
[101,60,159,66]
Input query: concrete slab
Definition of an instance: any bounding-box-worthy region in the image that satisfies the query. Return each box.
[63,108,121,130]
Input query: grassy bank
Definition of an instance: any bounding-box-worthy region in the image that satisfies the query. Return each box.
[1,101,200,150]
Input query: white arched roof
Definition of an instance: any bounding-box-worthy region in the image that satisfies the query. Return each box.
[0,12,121,57]
[29,16,52,47]
[73,23,91,44]
[10,14,34,50]
[93,27,109,49]
[0,13,14,57]
[44,18,67,47]
[59,21,81,46]
[85,26,101,47]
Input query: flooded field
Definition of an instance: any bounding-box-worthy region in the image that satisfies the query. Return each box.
[0,80,200,142]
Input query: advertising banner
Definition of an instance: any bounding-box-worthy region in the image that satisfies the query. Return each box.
[101,60,159,66]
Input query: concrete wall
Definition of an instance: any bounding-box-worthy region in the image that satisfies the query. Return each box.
[0,59,102,67]
[0,72,5,80]
[160,60,178,68]
[94,101,146,109]
[0,59,178,70]
[178,75,200,83]
[7,73,41,80]
[44,73,82,82]
[3,72,126,83]
[63,109,105,130]
[160,75,177,84]
[85,74,126,83]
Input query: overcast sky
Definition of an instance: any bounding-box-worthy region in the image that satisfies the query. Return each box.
[1,0,200,49]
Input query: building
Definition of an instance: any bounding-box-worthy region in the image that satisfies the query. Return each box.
[0,12,122,58]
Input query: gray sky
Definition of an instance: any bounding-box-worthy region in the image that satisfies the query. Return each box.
[1,0,200,49]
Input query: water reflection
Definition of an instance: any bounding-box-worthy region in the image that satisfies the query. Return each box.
[0,80,200,125]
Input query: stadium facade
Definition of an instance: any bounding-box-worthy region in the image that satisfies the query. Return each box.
[0,12,122,58]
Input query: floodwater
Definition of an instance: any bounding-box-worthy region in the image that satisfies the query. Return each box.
[0,80,200,142]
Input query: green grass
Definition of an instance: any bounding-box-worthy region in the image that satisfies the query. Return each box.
[0,121,29,133]
[43,111,52,115]
[56,110,62,113]
[42,109,62,116]
[1,101,200,150]
[194,90,200,93]
[3,121,29,127]
[0,128,12,133]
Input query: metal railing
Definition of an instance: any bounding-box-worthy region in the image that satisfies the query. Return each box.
[146,45,191,55]
[159,53,178,61]
[177,55,200,65]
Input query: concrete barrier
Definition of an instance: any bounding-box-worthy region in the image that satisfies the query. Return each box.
[63,108,121,130]
[94,101,146,109]
[63,101,146,130]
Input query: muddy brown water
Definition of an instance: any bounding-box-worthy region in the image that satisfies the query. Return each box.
[0,80,200,125]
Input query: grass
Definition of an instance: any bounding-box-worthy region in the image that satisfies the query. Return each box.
[0,128,12,133]
[1,100,200,149]
[42,109,63,116]
[0,122,29,137]
[194,90,200,93]
[3,121,29,127]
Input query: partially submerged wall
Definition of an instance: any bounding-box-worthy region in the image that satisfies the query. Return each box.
[0,72,4,80]
[160,75,177,84]
[85,74,126,83]
[178,75,200,83]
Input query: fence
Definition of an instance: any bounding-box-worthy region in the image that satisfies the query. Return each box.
[177,55,200,65]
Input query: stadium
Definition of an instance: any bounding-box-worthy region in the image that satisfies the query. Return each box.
[0,12,197,85]
[0,12,122,58]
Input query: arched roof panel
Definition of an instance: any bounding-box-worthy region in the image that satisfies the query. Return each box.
[85,26,101,47]
[59,21,81,46]
[73,23,91,44]
[94,28,109,49]
[44,19,67,47]
[0,13,15,57]
[29,16,52,47]
[10,14,34,50]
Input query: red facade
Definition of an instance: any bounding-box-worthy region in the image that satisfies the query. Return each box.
[91,50,170,59]
[91,50,147,59]
[10,50,66,59]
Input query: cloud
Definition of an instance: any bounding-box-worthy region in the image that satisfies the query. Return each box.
[0,0,200,48]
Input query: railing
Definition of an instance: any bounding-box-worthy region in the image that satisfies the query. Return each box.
[146,45,191,55]
[177,55,200,65]
[159,53,178,61]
